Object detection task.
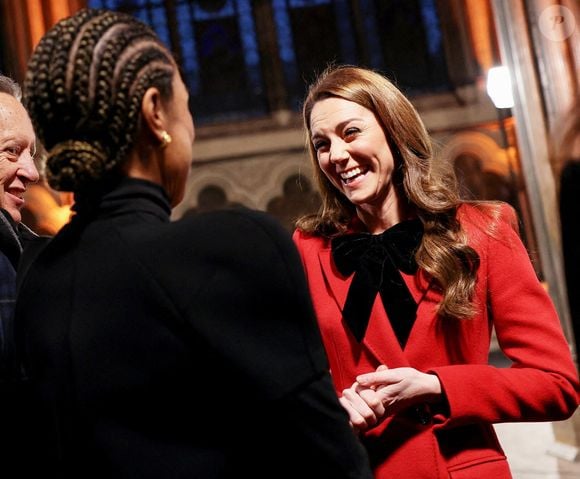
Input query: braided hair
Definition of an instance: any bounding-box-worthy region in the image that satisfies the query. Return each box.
[23,8,175,192]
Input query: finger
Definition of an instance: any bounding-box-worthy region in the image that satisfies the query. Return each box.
[376,387,402,416]
[358,387,386,418]
[356,369,390,388]
[339,395,371,432]
[341,387,379,428]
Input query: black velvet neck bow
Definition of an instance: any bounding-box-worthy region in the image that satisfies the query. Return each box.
[331,219,423,345]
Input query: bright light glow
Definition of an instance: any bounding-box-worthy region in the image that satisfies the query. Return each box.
[486,66,515,109]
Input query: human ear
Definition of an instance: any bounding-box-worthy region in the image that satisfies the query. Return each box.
[141,87,168,146]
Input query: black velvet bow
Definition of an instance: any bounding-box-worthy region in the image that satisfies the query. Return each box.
[331,219,423,346]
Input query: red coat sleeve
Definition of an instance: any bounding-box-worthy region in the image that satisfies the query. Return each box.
[430,204,579,427]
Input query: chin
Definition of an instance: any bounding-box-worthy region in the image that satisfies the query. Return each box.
[345,193,370,206]
[4,208,21,224]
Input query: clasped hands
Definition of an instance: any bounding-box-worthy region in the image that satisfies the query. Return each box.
[338,365,443,434]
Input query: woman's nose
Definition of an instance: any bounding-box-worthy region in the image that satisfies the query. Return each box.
[329,140,349,163]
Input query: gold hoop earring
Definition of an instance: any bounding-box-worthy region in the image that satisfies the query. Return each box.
[160,131,172,149]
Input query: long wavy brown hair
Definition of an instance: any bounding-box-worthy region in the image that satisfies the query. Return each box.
[296,64,503,320]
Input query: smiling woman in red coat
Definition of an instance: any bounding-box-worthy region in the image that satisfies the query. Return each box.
[293,64,580,479]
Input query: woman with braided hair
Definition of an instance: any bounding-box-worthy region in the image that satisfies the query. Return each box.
[292,65,580,478]
[16,9,372,479]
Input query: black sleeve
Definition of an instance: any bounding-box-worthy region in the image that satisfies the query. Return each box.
[178,208,332,398]
[265,371,374,479]
[170,208,373,478]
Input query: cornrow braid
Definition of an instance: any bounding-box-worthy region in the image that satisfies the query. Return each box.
[46,140,108,191]
[23,8,175,192]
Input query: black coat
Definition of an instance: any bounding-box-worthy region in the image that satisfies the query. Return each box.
[0,210,47,476]
[15,177,371,479]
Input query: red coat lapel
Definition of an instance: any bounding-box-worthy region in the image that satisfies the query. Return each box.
[318,247,409,367]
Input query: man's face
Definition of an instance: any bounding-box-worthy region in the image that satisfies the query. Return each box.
[0,93,39,223]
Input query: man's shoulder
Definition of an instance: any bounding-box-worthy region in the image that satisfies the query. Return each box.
[17,222,43,241]
[177,206,290,242]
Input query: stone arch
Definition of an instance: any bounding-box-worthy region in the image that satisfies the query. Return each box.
[172,150,316,221]
[439,131,509,176]
[173,172,256,219]
[253,158,317,210]
[439,131,515,203]
[265,169,321,232]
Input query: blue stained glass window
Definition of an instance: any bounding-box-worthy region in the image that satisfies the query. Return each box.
[88,0,267,123]
[88,0,109,7]
[175,2,200,94]
[276,0,357,65]
[238,2,258,65]
[273,0,361,108]
[87,0,452,122]
[288,0,327,6]
[150,7,170,46]
[358,0,383,69]
[420,0,442,56]
[272,0,297,77]
[333,0,357,65]
[270,2,291,64]
[370,0,448,92]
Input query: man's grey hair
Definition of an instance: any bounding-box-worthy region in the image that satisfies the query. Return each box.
[0,74,22,101]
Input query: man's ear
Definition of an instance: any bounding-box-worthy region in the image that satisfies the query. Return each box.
[141,87,166,144]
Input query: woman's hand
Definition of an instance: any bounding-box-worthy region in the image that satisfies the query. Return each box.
[339,380,386,434]
[339,365,443,434]
[357,365,442,417]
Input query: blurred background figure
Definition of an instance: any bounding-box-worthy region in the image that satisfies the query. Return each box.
[557,95,580,361]
[20,143,72,236]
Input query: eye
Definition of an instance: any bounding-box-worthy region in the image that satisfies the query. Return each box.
[312,139,329,152]
[344,127,360,138]
[2,146,20,156]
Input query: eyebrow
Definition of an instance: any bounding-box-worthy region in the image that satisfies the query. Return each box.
[311,117,364,138]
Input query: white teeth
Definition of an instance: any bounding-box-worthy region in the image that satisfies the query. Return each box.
[340,167,363,180]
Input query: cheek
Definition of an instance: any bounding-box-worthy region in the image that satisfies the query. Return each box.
[174,147,191,188]
[0,159,18,177]
[318,155,333,174]
[373,136,395,165]
[380,154,396,175]
[166,166,188,207]
[321,170,342,193]
[318,158,336,183]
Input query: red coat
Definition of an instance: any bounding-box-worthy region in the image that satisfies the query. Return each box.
[293,204,579,478]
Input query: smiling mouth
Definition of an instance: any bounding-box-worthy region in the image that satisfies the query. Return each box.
[340,167,367,184]
[6,190,24,203]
